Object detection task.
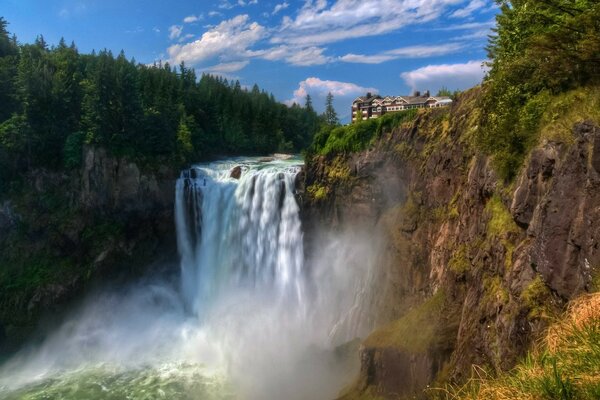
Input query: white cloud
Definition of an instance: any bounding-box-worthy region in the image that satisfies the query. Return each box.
[436,19,495,31]
[450,0,487,18]
[179,33,195,42]
[340,43,464,64]
[272,0,468,46]
[255,45,331,66]
[169,25,183,40]
[168,15,266,65]
[286,77,377,105]
[400,60,488,92]
[219,0,258,9]
[183,14,202,23]
[152,27,161,33]
[167,0,493,71]
[272,2,289,15]
[202,60,250,74]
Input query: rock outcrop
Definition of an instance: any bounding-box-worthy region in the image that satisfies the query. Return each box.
[303,90,600,399]
[0,147,177,355]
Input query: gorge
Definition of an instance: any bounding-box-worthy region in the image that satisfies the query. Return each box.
[1,86,599,399]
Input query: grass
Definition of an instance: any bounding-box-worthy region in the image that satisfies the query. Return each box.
[435,293,600,400]
[538,86,600,145]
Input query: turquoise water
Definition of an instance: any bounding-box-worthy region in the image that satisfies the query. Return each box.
[1,363,234,400]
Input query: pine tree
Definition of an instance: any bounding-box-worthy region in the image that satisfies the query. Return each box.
[323,92,339,126]
[305,94,313,112]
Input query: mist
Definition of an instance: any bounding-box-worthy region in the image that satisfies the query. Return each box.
[0,158,383,400]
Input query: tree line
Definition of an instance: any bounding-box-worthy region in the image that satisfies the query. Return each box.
[0,17,324,190]
[479,0,600,179]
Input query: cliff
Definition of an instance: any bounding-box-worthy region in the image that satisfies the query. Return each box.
[302,88,600,399]
[0,147,177,354]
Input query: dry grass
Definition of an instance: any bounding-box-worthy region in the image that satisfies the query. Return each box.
[433,293,600,400]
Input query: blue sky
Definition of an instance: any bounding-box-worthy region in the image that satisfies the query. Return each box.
[2,0,497,121]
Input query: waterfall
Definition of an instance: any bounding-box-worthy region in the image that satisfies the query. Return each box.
[175,158,306,319]
[0,156,378,400]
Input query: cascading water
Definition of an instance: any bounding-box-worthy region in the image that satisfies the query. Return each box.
[175,158,305,319]
[0,156,378,400]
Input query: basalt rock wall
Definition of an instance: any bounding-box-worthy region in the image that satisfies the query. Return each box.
[302,88,600,399]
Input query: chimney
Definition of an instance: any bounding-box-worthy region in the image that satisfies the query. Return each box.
[425,90,430,97]
[366,92,372,98]
[414,90,421,97]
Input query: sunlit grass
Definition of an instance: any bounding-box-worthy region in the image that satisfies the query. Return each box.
[433,293,600,400]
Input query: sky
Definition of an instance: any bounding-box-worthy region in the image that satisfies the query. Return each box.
[2,0,498,121]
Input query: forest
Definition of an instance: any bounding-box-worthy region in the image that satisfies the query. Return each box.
[0,17,321,192]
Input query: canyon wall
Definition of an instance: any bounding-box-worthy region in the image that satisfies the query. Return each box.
[0,147,177,354]
[303,89,600,399]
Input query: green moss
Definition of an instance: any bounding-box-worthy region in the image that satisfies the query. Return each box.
[449,244,471,275]
[364,291,445,353]
[485,195,519,238]
[521,275,552,319]
[483,276,509,306]
[306,184,330,201]
[394,141,414,160]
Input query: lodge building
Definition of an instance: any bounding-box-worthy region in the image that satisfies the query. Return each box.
[351,91,452,122]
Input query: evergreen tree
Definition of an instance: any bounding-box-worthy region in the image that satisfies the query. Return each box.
[305,94,313,112]
[323,92,339,126]
[0,17,323,183]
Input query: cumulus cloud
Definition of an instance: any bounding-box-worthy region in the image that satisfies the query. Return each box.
[272,0,471,46]
[286,77,377,105]
[400,60,488,92]
[167,0,492,70]
[272,2,289,15]
[169,25,183,40]
[168,15,266,65]
[340,43,464,64]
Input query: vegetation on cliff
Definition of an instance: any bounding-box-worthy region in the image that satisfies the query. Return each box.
[478,0,600,180]
[310,109,418,157]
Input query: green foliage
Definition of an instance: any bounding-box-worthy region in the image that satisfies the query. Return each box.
[310,109,418,156]
[0,20,321,186]
[479,0,600,180]
[63,131,85,169]
[323,91,339,126]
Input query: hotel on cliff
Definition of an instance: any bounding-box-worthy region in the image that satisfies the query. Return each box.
[351,91,452,122]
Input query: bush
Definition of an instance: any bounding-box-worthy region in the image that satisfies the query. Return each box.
[311,109,418,156]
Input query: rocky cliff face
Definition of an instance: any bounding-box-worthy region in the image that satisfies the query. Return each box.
[303,89,600,399]
[0,147,177,354]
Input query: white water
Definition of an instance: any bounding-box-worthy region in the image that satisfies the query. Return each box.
[0,156,378,400]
